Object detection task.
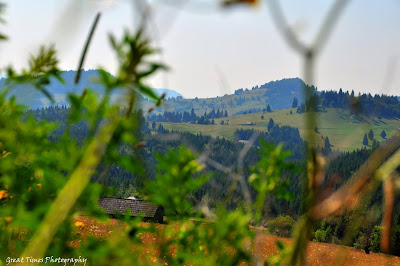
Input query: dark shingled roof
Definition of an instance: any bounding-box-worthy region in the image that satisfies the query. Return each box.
[98,197,160,218]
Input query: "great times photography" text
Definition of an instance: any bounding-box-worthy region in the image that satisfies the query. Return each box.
[6,256,87,265]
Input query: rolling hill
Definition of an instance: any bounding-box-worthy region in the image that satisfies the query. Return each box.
[157,108,400,152]
[144,77,307,117]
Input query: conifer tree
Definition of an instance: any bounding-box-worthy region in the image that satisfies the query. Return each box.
[324,136,332,153]
[267,118,275,131]
[363,134,368,146]
[190,108,196,120]
[368,129,374,140]
[372,139,378,147]
[381,130,386,139]
[292,97,298,108]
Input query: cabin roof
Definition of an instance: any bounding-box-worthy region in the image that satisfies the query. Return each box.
[98,197,161,218]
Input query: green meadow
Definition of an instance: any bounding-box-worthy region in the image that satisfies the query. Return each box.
[159,108,400,152]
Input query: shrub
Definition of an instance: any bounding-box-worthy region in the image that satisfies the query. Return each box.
[265,215,295,238]
[313,221,332,243]
[353,226,382,254]
[369,226,382,253]
[354,233,369,253]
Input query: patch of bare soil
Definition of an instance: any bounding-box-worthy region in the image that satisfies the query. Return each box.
[72,217,400,265]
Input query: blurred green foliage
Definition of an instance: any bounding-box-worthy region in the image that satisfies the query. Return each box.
[2,2,397,265]
[146,147,208,218]
[0,4,293,262]
[249,140,300,222]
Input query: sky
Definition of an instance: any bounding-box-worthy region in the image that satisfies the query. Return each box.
[0,0,399,98]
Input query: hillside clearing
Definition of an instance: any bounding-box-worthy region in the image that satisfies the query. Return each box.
[158,108,400,151]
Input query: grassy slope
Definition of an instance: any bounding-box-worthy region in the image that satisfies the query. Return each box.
[142,88,271,116]
[159,108,400,152]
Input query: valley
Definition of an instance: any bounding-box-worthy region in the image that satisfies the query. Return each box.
[3,2,400,264]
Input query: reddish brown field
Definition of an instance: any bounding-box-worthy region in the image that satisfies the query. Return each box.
[73,217,400,265]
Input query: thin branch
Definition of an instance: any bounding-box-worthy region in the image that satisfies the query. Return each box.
[266,0,308,55]
[237,131,259,206]
[312,0,351,54]
[381,173,396,253]
[74,12,102,84]
[381,56,398,92]
[312,136,400,219]
[21,110,121,259]
[202,156,235,176]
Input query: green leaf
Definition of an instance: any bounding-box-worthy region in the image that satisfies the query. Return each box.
[136,82,160,102]
[276,240,285,250]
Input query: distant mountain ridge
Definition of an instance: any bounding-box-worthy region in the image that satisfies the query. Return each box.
[4,71,397,119]
[153,88,184,99]
[0,71,308,114]
[0,70,183,109]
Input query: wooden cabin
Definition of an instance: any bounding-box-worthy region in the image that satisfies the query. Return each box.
[98,197,164,223]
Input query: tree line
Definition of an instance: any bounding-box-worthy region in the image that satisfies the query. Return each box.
[295,89,400,118]
[147,108,228,124]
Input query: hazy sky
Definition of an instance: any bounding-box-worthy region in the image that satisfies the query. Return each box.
[0,0,399,98]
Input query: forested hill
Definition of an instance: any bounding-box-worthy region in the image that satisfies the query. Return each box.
[4,70,400,119]
[149,77,307,116]
[302,89,400,119]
